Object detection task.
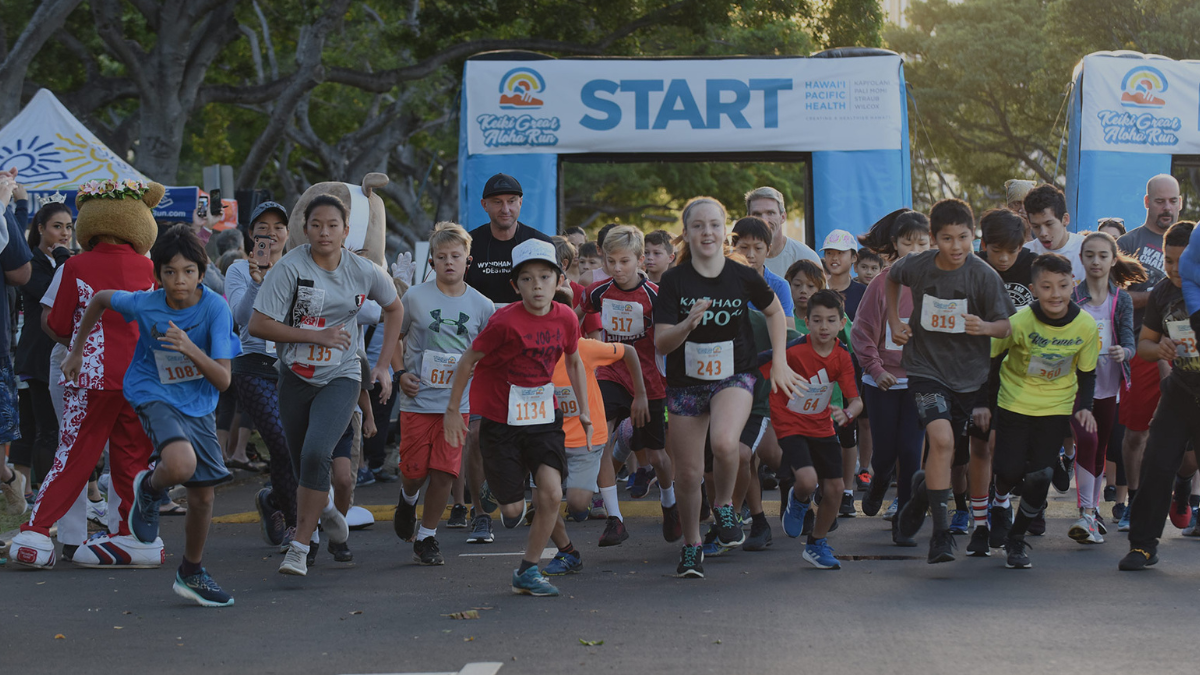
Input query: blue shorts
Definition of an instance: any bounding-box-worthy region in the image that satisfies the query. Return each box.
[136,401,231,488]
[332,420,354,460]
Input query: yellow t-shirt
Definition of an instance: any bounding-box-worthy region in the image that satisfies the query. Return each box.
[991,306,1099,417]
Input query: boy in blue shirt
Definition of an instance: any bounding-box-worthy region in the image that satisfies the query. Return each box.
[62,225,241,606]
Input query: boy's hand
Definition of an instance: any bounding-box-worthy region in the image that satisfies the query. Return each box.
[159,321,197,359]
[362,414,377,439]
[770,361,803,400]
[631,393,650,428]
[370,365,392,404]
[1158,336,1177,362]
[444,409,468,448]
[61,350,83,385]
[683,298,712,331]
[830,406,849,426]
[876,371,899,391]
[314,323,352,351]
[1074,409,1097,434]
[971,407,992,434]
[579,411,594,454]
[398,371,420,398]
[1107,345,1125,362]
[887,316,911,345]
[962,313,986,335]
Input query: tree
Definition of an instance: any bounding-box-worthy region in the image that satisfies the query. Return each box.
[0,0,83,126]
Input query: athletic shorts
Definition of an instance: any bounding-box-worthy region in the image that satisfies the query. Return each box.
[332,419,354,461]
[399,411,467,481]
[779,434,842,480]
[909,377,980,436]
[666,372,756,417]
[835,418,857,449]
[136,401,231,488]
[1119,354,1161,432]
[564,446,601,493]
[478,412,567,506]
[704,414,769,472]
[598,380,666,451]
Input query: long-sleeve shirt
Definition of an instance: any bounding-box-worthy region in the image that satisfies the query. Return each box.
[850,271,912,387]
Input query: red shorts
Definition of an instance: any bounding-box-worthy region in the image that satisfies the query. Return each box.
[1119,354,1162,432]
[398,412,467,481]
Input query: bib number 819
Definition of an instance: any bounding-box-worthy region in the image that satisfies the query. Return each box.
[928,314,956,331]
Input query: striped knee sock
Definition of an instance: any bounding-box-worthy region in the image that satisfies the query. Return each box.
[971,495,989,527]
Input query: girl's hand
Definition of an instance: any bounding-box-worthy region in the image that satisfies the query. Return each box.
[684,298,712,331]
[1107,345,1125,362]
[1074,409,1097,434]
[248,258,266,284]
[314,324,352,350]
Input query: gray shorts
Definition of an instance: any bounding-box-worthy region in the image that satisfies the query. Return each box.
[564,446,601,493]
[136,401,232,488]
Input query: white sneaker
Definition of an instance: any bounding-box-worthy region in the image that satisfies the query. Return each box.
[86,499,108,526]
[320,490,349,544]
[1,466,27,516]
[1084,513,1104,544]
[71,533,164,568]
[279,542,308,576]
[1068,514,1091,543]
[9,530,56,569]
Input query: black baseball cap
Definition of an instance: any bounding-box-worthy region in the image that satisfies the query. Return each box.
[250,200,288,225]
[482,173,523,199]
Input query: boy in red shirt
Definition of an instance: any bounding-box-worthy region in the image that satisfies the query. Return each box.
[763,290,862,569]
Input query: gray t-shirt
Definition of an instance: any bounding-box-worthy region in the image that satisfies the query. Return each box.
[1117,225,1168,329]
[253,245,397,385]
[764,236,822,278]
[888,249,1014,392]
[398,280,494,413]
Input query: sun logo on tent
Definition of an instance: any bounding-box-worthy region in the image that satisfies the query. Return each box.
[0,135,68,185]
[498,67,546,109]
[1120,66,1168,108]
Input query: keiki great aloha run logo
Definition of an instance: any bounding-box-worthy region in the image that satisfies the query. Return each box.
[476,66,560,148]
[499,67,546,109]
[1094,64,1180,147]
[1120,66,1168,108]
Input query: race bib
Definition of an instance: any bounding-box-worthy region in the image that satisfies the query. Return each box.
[920,295,966,333]
[420,351,459,388]
[1167,320,1198,358]
[507,384,554,426]
[556,386,580,417]
[294,322,343,367]
[602,298,644,337]
[265,340,277,356]
[154,350,203,384]
[787,382,834,415]
[1028,353,1070,381]
[885,318,909,351]
[684,340,733,381]
[1095,319,1109,354]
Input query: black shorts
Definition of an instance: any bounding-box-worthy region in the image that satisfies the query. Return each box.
[599,380,666,451]
[992,408,1071,488]
[835,418,857,449]
[909,377,981,436]
[703,414,770,472]
[779,434,842,480]
[479,412,567,505]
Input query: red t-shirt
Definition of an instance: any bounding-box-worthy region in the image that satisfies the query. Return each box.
[580,277,665,400]
[570,281,602,335]
[48,243,155,391]
[469,301,581,424]
[762,336,858,439]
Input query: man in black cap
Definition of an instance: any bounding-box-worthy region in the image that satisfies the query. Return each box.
[465,173,552,306]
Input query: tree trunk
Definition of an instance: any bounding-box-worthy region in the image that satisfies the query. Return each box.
[0,0,83,127]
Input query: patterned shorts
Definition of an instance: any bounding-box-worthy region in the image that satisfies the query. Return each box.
[666,372,757,417]
[0,355,19,444]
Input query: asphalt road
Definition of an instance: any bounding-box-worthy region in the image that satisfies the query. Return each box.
[3,477,1199,675]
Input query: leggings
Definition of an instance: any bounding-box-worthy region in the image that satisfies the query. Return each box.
[10,380,58,484]
[863,383,924,508]
[1071,396,1117,510]
[278,368,360,492]
[232,372,298,527]
[1108,404,1127,486]
[1128,376,1200,549]
[363,381,397,470]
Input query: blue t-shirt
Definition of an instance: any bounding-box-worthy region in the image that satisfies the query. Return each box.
[111,286,242,416]
[1,204,34,359]
[753,266,795,318]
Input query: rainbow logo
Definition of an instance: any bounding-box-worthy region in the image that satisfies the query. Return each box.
[498,67,546,109]
[1120,66,1168,108]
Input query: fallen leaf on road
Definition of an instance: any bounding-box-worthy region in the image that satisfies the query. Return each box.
[122,611,132,615]
[349,610,362,615]
[54,634,64,640]
[114,626,123,630]
[579,639,604,646]
[470,606,493,611]
[713,640,722,644]
[444,610,480,620]
[464,636,475,642]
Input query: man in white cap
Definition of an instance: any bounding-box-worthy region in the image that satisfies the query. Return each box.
[745,186,821,278]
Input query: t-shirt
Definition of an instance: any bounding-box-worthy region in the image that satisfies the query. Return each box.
[253,245,397,385]
[48,243,156,391]
[832,279,868,321]
[793,314,853,407]
[991,303,1098,417]
[764,236,822,278]
[1080,294,1121,399]
[552,339,623,449]
[469,301,581,424]
[979,248,1036,309]
[755,267,794,318]
[1025,231,1086,284]
[569,280,602,335]
[1118,225,1168,328]
[465,222,553,305]
[763,335,857,439]
[398,280,494,414]
[1143,278,1200,396]
[748,310,800,418]
[654,258,775,388]
[0,206,32,359]
[110,287,242,416]
[581,277,665,400]
[887,249,1014,392]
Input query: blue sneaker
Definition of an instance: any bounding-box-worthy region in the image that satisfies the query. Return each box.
[802,537,841,569]
[701,524,725,557]
[543,550,583,576]
[1118,502,1131,532]
[781,487,810,539]
[172,568,234,607]
[355,466,376,486]
[129,470,162,544]
[882,498,899,522]
[479,482,498,514]
[511,566,559,596]
[949,510,970,534]
[629,467,657,499]
[625,471,637,492]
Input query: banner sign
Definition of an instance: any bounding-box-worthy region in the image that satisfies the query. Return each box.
[464,56,904,155]
[29,186,203,222]
[1080,55,1200,154]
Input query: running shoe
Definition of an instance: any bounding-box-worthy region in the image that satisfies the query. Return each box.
[372,467,399,483]
[328,541,354,562]
[861,480,887,517]
[758,464,779,491]
[967,524,991,557]
[629,467,657,499]
[355,466,376,487]
[1103,485,1117,502]
[927,529,957,564]
[447,504,469,529]
[86,498,108,527]
[662,503,683,543]
[1183,508,1200,537]
[72,533,164,568]
[1084,513,1104,544]
[279,542,308,576]
[891,518,916,547]
[802,537,841,569]
[511,566,559,596]
[882,498,898,522]
[599,516,629,547]
[949,510,970,535]
[714,503,745,547]
[675,544,704,578]
[8,530,56,569]
[1112,501,1127,522]
[781,487,810,539]
[278,527,296,553]
[589,495,608,520]
[702,524,725,558]
[838,492,857,518]
[1,467,26,516]
[1028,510,1046,536]
[988,505,1012,549]
[1118,547,1158,571]
[543,550,583,576]
[1094,511,1109,535]
[624,471,636,491]
[743,517,773,551]
[393,494,417,541]
[466,514,494,543]
[1052,452,1074,493]
[524,503,536,526]
[478,481,498,514]
[501,500,527,529]
[129,469,163,544]
[320,489,349,544]
[1170,476,1192,529]
[1117,503,1131,532]
[897,471,929,538]
[413,536,444,565]
[1004,535,1031,569]
[256,487,287,547]
[1068,513,1092,544]
[173,568,234,607]
[856,471,872,492]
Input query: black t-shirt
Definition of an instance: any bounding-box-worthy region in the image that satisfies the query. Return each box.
[654,258,775,388]
[979,248,1035,309]
[465,222,553,305]
[833,280,868,321]
[1144,278,1200,394]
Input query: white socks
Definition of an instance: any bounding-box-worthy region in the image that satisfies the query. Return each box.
[417,525,437,540]
[660,483,676,508]
[402,488,419,505]
[600,485,622,521]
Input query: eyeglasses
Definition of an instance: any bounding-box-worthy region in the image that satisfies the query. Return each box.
[1097,217,1124,225]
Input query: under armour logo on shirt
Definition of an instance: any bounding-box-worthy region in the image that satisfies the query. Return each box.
[429,310,470,336]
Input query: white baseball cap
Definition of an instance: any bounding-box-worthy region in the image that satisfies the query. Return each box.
[822,229,857,252]
[510,238,563,279]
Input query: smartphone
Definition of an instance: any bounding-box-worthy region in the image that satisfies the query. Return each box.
[253,235,271,266]
[196,195,209,217]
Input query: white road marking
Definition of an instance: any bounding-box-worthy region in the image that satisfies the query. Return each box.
[458,547,555,559]
[342,663,502,675]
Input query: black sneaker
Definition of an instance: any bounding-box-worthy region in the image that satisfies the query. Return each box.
[897,471,929,538]
[758,464,779,491]
[661,504,683,543]
[891,518,916,547]
[255,487,287,547]
[1118,547,1158,571]
[1028,509,1046,536]
[861,479,887,517]
[1004,535,1031,569]
[306,543,318,567]
[446,504,469,529]
[713,504,745,547]
[393,495,417,541]
[838,492,857,518]
[1052,453,1073,493]
[1112,502,1127,523]
[927,529,957,564]
[988,505,1012,549]
[743,518,773,551]
[328,540,353,562]
[675,544,704,578]
[967,524,991,557]
[413,536,444,565]
[599,516,629,547]
[1103,485,1117,502]
[800,505,817,537]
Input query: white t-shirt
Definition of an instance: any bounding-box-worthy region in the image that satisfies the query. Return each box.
[1025,232,1086,285]
[764,236,822,278]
